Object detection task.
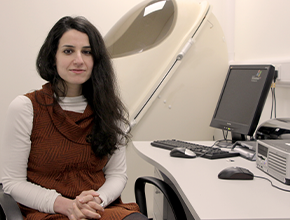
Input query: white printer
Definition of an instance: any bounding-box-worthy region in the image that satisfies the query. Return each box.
[255,118,290,139]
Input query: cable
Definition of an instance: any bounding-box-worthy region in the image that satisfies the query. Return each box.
[270,86,276,118]
[270,70,278,119]
[212,130,233,148]
[254,175,290,192]
[195,140,223,158]
[273,88,276,118]
[270,87,273,118]
[222,130,228,140]
[216,139,233,148]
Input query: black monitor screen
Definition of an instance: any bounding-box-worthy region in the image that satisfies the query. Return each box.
[210,65,275,142]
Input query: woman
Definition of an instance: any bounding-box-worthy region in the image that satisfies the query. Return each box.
[1,16,147,220]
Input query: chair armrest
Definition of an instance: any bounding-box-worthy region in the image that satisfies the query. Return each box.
[0,184,23,220]
[134,176,186,220]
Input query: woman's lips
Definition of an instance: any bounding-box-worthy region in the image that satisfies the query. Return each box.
[70,69,85,74]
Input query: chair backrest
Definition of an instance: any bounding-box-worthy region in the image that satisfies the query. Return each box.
[0,184,23,220]
[135,176,187,220]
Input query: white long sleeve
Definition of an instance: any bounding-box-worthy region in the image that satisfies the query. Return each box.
[0,95,60,213]
[97,146,127,207]
[0,95,127,213]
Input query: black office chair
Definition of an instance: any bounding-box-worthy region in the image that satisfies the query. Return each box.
[0,184,23,220]
[135,176,186,220]
[0,177,186,220]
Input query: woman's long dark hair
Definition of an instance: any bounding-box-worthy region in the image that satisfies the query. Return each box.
[36,16,131,157]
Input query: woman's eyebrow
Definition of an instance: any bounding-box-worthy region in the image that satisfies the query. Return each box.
[61,45,91,49]
[62,45,74,48]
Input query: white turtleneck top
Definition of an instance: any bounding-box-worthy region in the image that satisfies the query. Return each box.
[1,95,127,214]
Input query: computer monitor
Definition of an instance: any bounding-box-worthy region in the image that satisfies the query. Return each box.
[210,64,275,143]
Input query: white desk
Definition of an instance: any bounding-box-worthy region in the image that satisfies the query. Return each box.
[133,141,290,220]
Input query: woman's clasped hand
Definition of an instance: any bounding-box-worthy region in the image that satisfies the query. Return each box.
[55,190,104,220]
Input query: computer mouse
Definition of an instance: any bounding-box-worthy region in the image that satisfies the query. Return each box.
[170,147,196,158]
[218,166,254,180]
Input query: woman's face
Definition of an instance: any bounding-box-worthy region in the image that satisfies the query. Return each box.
[55,29,94,96]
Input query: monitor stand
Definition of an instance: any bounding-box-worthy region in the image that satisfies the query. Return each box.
[215,131,247,148]
[231,132,246,143]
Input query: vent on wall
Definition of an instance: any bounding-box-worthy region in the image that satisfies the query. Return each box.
[268,152,287,175]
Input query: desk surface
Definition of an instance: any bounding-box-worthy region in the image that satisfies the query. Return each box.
[133,141,290,220]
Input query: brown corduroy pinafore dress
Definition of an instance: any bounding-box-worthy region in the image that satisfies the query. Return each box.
[19,83,139,220]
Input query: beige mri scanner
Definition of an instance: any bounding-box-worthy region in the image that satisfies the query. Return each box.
[104,0,228,141]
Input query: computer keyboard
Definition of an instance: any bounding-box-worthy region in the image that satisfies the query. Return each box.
[151,139,240,159]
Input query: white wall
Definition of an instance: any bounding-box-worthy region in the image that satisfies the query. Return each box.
[235,0,290,61]
[233,0,290,123]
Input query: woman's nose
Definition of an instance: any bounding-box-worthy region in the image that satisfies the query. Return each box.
[73,52,84,65]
